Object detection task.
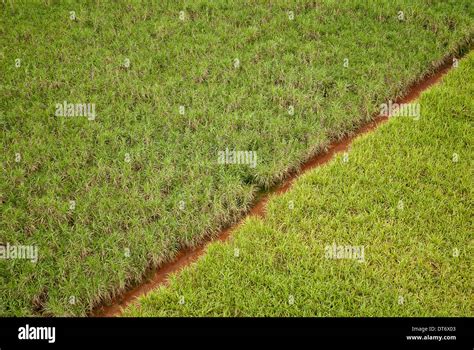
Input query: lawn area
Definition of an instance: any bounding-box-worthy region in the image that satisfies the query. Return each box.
[1,1,473,316]
[125,51,474,317]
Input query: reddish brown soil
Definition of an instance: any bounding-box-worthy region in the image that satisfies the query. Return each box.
[92,59,453,317]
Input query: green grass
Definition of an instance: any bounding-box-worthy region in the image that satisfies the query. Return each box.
[125,51,474,317]
[1,1,473,316]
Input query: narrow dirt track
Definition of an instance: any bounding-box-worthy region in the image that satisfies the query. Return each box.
[92,57,454,317]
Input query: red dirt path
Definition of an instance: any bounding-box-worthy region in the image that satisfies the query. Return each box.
[92,58,453,317]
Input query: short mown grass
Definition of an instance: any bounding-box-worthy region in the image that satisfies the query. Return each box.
[1,1,473,316]
[125,51,474,317]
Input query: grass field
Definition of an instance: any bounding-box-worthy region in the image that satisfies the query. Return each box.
[125,51,474,317]
[1,1,473,316]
